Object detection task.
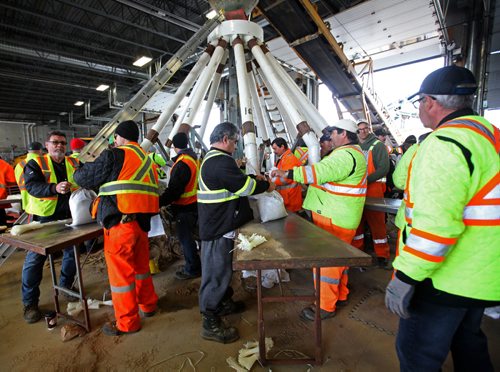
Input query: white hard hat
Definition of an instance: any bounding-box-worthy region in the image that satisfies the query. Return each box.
[332,119,358,134]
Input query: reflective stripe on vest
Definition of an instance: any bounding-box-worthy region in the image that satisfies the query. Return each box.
[99,145,158,197]
[172,154,199,205]
[439,119,499,226]
[30,155,78,216]
[295,147,308,164]
[463,173,500,226]
[441,118,500,153]
[198,149,256,204]
[403,150,419,224]
[17,160,27,191]
[310,145,367,197]
[404,228,458,263]
[98,144,159,214]
[363,141,386,183]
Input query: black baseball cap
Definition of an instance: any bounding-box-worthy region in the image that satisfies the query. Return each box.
[408,65,477,101]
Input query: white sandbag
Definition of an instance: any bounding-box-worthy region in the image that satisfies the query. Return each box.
[68,188,97,226]
[251,191,288,223]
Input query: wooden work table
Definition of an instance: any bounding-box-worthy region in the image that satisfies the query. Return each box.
[233,213,372,366]
[0,222,103,331]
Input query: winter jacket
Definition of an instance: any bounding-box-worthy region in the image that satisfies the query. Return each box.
[394,109,500,306]
[197,147,269,240]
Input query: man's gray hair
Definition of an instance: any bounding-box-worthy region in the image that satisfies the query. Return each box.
[433,94,474,110]
[210,121,239,144]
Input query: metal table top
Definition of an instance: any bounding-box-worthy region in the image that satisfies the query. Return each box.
[233,213,372,271]
[364,197,402,215]
[0,222,103,255]
[0,198,21,206]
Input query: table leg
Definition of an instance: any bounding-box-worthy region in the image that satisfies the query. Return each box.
[73,245,91,332]
[257,269,266,364]
[314,266,323,365]
[49,246,91,332]
[48,253,61,315]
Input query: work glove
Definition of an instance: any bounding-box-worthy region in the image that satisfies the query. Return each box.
[385,276,415,319]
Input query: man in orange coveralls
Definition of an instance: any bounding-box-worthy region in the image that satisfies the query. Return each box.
[271,137,303,212]
[74,120,159,336]
[0,156,16,226]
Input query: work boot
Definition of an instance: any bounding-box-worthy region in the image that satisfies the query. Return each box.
[300,306,336,321]
[102,321,141,336]
[175,268,201,280]
[215,299,246,316]
[23,303,42,324]
[201,314,239,344]
[140,308,157,318]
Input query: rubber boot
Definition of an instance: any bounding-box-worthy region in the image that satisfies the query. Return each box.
[201,314,239,344]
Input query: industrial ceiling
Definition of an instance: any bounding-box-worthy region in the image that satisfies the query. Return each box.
[0,0,492,129]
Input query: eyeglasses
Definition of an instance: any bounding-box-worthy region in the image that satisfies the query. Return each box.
[47,140,67,146]
[412,95,436,109]
[357,127,369,132]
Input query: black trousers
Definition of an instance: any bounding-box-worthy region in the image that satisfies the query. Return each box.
[198,236,234,315]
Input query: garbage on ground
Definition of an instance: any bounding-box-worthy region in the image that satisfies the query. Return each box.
[60,323,86,342]
[242,269,290,289]
[227,337,274,371]
[67,298,113,316]
[236,233,267,251]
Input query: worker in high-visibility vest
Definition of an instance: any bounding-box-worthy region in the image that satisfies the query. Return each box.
[293,138,309,165]
[74,120,159,336]
[271,137,303,212]
[198,122,275,344]
[160,132,201,280]
[272,119,367,321]
[21,132,79,324]
[385,65,499,371]
[352,120,391,268]
[0,156,16,227]
[14,141,43,215]
[69,138,86,158]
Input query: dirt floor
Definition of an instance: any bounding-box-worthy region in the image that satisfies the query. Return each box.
[0,224,499,371]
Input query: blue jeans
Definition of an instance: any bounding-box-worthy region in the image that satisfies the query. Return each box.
[176,210,200,275]
[21,247,76,305]
[396,300,493,372]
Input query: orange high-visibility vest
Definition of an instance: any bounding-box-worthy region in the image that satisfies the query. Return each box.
[172,154,199,206]
[98,143,159,214]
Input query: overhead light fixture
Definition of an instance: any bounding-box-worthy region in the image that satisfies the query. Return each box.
[59,112,68,116]
[74,101,84,106]
[96,84,109,91]
[133,56,153,67]
[206,9,217,19]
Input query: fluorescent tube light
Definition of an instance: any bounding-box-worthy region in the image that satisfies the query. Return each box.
[133,56,152,67]
[96,84,109,91]
[74,101,84,106]
[206,9,217,19]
